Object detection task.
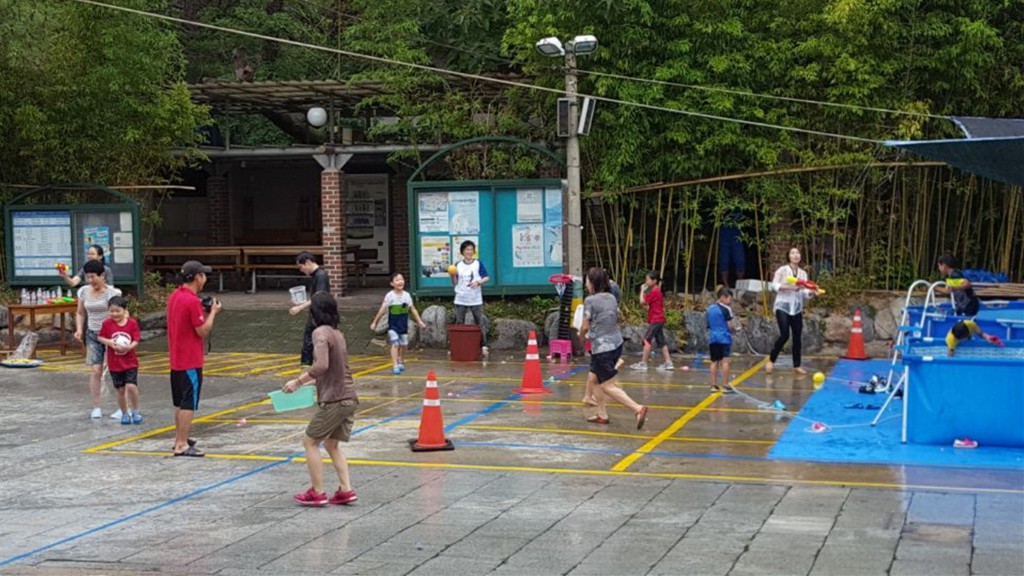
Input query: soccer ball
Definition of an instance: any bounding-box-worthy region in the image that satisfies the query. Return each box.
[112,334,131,352]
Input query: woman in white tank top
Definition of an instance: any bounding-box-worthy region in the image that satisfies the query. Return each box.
[766,247,816,374]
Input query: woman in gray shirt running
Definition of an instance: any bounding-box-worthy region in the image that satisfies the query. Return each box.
[580,267,649,429]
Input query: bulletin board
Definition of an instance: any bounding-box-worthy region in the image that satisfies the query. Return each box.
[4,185,144,296]
[409,179,564,296]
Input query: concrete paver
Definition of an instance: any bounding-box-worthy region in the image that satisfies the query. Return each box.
[0,296,1021,575]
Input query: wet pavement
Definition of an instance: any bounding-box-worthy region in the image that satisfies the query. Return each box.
[1,293,1022,575]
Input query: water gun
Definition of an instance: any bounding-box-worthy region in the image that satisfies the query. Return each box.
[984,334,1005,347]
[55,262,70,274]
[787,276,825,295]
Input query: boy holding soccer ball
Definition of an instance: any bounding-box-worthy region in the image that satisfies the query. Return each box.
[98,296,143,424]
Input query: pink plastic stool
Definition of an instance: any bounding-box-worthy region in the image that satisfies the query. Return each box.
[548,339,573,363]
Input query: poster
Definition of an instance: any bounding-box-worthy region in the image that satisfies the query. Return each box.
[119,212,132,232]
[544,224,563,267]
[11,211,73,276]
[448,191,480,235]
[451,235,479,260]
[113,232,133,248]
[114,248,133,264]
[517,189,543,222]
[512,224,544,268]
[83,226,111,262]
[420,236,451,278]
[418,192,449,233]
[544,188,562,223]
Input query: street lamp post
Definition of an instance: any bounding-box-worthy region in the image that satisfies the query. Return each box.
[536,35,598,279]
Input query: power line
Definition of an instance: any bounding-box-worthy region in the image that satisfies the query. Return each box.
[71,0,884,145]
[576,69,946,120]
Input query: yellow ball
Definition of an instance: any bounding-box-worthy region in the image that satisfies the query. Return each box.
[447,265,457,275]
[813,372,825,385]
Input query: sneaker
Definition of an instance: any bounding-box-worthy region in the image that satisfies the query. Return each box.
[392,366,402,375]
[709,385,721,392]
[481,346,490,358]
[120,414,132,425]
[90,408,102,419]
[293,487,328,506]
[109,409,123,420]
[631,362,648,371]
[657,363,674,371]
[953,438,978,449]
[131,411,143,425]
[398,360,406,370]
[722,384,738,395]
[328,489,358,505]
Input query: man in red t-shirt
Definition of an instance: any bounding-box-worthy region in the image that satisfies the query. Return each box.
[167,261,221,457]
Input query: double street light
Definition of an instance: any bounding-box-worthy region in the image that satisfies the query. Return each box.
[535,35,598,279]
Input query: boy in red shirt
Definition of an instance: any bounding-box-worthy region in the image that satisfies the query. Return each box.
[98,296,143,425]
[632,271,674,371]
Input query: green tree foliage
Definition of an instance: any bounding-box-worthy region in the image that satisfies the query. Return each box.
[0,0,210,187]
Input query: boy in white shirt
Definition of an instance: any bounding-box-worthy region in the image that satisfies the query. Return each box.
[450,240,490,357]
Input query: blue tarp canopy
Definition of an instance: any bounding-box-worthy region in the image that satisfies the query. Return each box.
[885,117,1024,187]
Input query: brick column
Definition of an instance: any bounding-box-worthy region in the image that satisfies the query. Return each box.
[320,168,346,298]
[207,176,230,245]
[391,170,410,276]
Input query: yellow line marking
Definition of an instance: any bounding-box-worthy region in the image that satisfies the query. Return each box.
[351,395,773,415]
[203,355,299,376]
[86,449,1024,494]
[611,359,767,472]
[460,424,774,445]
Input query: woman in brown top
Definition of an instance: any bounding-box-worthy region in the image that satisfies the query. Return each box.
[282,292,359,507]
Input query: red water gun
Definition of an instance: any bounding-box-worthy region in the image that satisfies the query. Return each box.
[786,276,825,295]
[55,262,70,275]
[984,334,1005,347]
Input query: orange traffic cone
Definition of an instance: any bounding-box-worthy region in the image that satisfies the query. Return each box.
[844,309,868,360]
[408,370,455,452]
[515,330,551,394]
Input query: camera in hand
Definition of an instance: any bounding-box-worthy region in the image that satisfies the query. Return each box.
[201,296,214,313]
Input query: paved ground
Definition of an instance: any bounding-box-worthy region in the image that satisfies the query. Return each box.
[0,291,1021,575]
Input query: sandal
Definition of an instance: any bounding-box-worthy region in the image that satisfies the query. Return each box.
[586,415,610,424]
[858,383,876,394]
[173,446,205,457]
[636,406,649,430]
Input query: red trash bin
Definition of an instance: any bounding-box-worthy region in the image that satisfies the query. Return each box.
[448,324,482,361]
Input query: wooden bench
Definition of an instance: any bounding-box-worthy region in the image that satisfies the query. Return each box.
[240,246,324,294]
[143,247,242,292]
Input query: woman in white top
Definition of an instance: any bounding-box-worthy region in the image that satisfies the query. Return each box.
[74,259,122,418]
[766,247,815,374]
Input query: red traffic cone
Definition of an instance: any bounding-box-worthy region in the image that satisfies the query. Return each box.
[844,309,868,360]
[515,331,551,394]
[408,370,455,452]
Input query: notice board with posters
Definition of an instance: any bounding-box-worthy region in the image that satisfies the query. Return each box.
[4,185,144,296]
[409,179,564,296]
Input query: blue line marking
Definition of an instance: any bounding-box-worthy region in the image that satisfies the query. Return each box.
[0,456,295,568]
[1,399,425,567]
[444,365,589,434]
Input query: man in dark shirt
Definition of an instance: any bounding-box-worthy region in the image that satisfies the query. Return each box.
[291,252,332,366]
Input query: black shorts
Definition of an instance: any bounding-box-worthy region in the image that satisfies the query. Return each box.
[644,323,666,348]
[590,344,623,384]
[110,368,139,389]
[170,368,203,410]
[709,343,731,362]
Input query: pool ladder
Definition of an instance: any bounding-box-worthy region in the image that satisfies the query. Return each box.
[872,280,952,442]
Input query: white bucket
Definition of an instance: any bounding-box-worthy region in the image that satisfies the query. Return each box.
[289,285,308,305]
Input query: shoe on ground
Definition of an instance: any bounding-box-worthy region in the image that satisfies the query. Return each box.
[586,415,610,424]
[657,363,674,371]
[90,408,102,419]
[481,346,490,357]
[722,384,737,394]
[120,414,132,425]
[329,489,358,505]
[294,487,328,506]
[709,385,720,392]
[953,438,978,449]
[636,405,649,430]
[110,409,123,420]
[765,361,774,374]
[630,362,648,371]
[392,366,402,375]
[131,411,143,425]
